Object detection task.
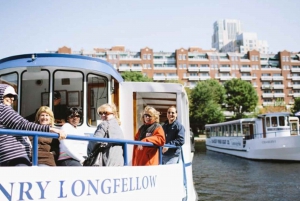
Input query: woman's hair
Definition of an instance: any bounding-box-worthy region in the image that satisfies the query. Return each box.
[140,106,160,123]
[35,106,55,126]
[97,103,121,125]
[167,105,177,113]
[67,107,82,119]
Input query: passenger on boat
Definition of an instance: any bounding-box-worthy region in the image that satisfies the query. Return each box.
[87,103,124,166]
[162,106,185,164]
[58,107,87,166]
[0,84,65,166]
[132,106,166,166]
[53,91,68,125]
[30,106,67,166]
[25,91,68,125]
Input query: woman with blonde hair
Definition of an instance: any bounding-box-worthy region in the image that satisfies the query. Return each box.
[32,106,66,166]
[132,106,165,166]
[87,103,124,166]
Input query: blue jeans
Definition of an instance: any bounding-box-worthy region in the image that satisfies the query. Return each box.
[58,158,81,166]
[162,154,180,165]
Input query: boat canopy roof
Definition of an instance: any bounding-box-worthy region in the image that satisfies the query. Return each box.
[0,53,123,83]
[257,112,291,118]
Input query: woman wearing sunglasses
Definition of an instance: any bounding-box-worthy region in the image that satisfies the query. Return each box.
[132,106,165,166]
[58,107,87,166]
[87,103,124,166]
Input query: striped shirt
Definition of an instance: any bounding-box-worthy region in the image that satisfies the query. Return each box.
[0,84,50,164]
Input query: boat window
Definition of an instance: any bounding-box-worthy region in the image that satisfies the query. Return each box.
[0,72,18,111]
[87,74,108,127]
[228,125,232,136]
[242,124,250,136]
[21,70,50,119]
[232,124,237,136]
[266,117,270,127]
[54,71,83,125]
[237,124,242,136]
[206,127,211,138]
[271,116,277,127]
[278,116,286,126]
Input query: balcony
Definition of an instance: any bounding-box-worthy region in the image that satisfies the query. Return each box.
[219,67,231,72]
[118,66,131,71]
[131,66,142,71]
[166,76,179,80]
[188,67,199,72]
[263,102,274,106]
[273,84,284,89]
[153,76,166,81]
[261,76,272,81]
[199,76,211,80]
[240,67,252,72]
[292,77,300,81]
[220,76,232,81]
[241,76,253,81]
[291,68,300,72]
[262,93,273,98]
[273,93,285,98]
[293,84,300,89]
[293,93,300,97]
[199,67,210,72]
[261,85,272,89]
[272,76,284,81]
[188,76,200,81]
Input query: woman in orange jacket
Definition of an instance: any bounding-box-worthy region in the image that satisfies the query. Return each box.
[132,106,165,166]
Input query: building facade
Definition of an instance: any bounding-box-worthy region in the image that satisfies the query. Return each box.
[49,46,300,108]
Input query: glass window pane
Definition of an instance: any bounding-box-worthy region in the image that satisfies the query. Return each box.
[0,72,18,111]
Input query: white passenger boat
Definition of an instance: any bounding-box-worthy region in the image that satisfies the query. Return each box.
[0,53,197,201]
[205,112,300,161]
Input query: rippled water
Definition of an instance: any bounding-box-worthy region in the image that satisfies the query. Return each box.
[192,141,300,201]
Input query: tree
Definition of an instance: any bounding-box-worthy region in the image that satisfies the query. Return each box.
[291,97,300,115]
[190,80,226,131]
[224,79,258,119]
[121,71,152,82]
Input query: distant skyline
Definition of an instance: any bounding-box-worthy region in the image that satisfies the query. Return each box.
[0,0,299,59]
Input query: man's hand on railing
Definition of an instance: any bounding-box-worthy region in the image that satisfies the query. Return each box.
[49,127,67,140]
[162,147,169,153]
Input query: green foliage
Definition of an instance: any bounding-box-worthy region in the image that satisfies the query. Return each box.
[224,78,258,119]
[121,71,152,82]
[291,97,300,114]
[190,80,225,130]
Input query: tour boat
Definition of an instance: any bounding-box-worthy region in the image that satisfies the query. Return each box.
[205,112,300,161]
[0,53,197,201]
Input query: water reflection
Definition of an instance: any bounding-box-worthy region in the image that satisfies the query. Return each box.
[193,141,300,201]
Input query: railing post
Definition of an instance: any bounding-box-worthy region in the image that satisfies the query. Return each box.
[32,135,38,166]
[123,143,128,166]
[159,147,162,165]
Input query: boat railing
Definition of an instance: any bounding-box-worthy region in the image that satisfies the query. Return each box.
[0,128,178,166]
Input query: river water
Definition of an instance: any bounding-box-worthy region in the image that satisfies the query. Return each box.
[192,141,300,201]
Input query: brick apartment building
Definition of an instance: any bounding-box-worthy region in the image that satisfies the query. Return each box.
[49,46,300,109]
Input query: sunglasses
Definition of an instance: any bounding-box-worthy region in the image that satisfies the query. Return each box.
[99,111,113,116]
[70,115,80,118]
[168,112,176,115]
[143,114,152,118]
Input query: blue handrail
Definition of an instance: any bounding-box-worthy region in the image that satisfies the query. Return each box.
[0,129,177,166]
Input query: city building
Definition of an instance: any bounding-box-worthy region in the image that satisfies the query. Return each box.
[212,19,269,54]
[212,19,243,51]
[48,46,300,109]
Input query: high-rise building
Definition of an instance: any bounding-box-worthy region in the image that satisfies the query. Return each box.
[212,19,243,51]
[212,19,269,54]
[48,46,300,109]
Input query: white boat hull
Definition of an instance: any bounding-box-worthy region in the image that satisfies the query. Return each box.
[0,164,196,201]
[206,136,300,161]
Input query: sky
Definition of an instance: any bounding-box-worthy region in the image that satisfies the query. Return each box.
[0,0,299,59]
